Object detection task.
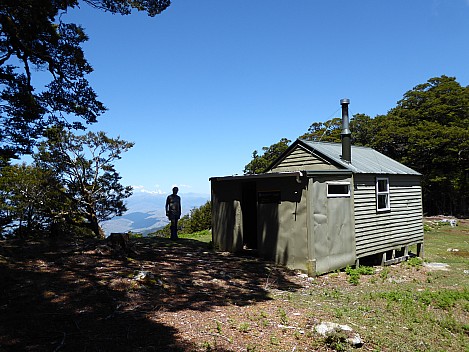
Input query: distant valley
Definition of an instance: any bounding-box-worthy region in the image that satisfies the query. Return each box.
[101,192,210,236]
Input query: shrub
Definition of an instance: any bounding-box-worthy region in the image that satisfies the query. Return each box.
[324,329,350,352]
[345,265,374,285]
[407,257,423,267]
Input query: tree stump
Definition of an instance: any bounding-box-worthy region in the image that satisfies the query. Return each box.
[107,232,130,251]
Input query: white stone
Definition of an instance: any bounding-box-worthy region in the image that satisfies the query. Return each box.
[315,322,363,347]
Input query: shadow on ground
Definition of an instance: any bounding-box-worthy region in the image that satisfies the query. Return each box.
[0,237,302,351]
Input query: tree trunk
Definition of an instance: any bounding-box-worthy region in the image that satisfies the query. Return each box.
[89,213,105,239]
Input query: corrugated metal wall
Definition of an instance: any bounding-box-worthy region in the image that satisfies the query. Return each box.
[354,175,424,258]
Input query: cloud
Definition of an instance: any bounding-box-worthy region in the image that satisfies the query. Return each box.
[132,185,165,195]
[171,184,192,190]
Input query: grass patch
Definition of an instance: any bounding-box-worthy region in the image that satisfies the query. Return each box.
[345,265,375,285]
[378,288,469,310]
[147,221,469,351]
[406,256,423,267]
[324,329,351,352]
[179,229,212,243]
[280,220,469,351]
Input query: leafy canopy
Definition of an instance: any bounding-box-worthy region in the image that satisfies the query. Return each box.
[0,0,170,162]
[244,75,469,215]
[243,138,291,175]
[35,128,134,238]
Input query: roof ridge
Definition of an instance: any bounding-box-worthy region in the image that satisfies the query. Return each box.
[299,139,373,150]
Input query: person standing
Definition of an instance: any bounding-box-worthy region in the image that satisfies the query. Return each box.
[166,187,181,240]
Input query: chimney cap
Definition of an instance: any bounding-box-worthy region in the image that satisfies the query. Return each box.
[340,98,350,105]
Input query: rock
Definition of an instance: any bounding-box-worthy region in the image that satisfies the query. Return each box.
[440,219,457,227]
[315,322,363,348]
[424,262,450,271]
[134,270,153,280]
[133,270,161,286]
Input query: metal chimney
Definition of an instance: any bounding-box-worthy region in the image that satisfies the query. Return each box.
[340,98,351,163]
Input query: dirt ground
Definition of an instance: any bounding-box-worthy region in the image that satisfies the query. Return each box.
[0,222,463,352]
[0,236,338,351]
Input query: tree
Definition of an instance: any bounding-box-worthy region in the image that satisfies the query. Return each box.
[300,118,342,142]
[371,76,469,215]
[244,138,291,174]
[0,0,170,162]
[0,163,64,236]
[300,114,376,146]
[349,113,376,146]
[36,128,134,238]
[188,201,211,233]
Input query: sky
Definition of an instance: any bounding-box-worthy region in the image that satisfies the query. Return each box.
[62,0,469,196]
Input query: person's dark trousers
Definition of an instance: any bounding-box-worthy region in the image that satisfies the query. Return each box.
[170,219,178,240]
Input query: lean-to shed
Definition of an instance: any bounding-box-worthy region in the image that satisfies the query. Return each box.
[210,100,424,275]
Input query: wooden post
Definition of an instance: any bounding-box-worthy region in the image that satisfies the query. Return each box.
[381,252,387,266]
[417,243,424,258]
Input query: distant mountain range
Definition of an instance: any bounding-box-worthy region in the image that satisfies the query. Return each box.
[101,192,210,236]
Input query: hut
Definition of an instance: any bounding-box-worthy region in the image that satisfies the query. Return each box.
[210,99,424,275]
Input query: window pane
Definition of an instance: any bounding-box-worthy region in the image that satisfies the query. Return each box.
[378,194,388,209]
[328,184,349,195]
[377,179,388,192]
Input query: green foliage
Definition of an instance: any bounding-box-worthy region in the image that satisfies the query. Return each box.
[153,202,211,238]
[244,75,468,215]
[324,329,350,352]
[246,344,257,352]
[0,163,63,236]
[300,118,342,142]
[356,266,375,275]
[277,307,288,324]
[370,76,469,216]
[238,322,250,333]
[379,267,390,280]
[406,257,423,267]
[300,113,375,146]
[129,232,143,239]
[215,320,222,334]
[345,266,375,285]
[269,335,280,345]
[35,128,133,238]
[0,0,170,162]
[243,138,291,174]
[297,75,469,215]
[423,223,433,232]
[188,201,212,233]
[379,288,469,310]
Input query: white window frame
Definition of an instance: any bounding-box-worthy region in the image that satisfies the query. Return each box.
[376,177,390,211]
[327,182,351,198]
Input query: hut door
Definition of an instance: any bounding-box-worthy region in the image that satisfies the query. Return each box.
[242,182,258,249]
[311,178,355,274]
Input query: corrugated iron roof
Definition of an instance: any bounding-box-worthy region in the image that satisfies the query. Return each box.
[299,140,421,175]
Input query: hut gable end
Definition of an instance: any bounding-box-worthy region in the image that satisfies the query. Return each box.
[270,144,340,172]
